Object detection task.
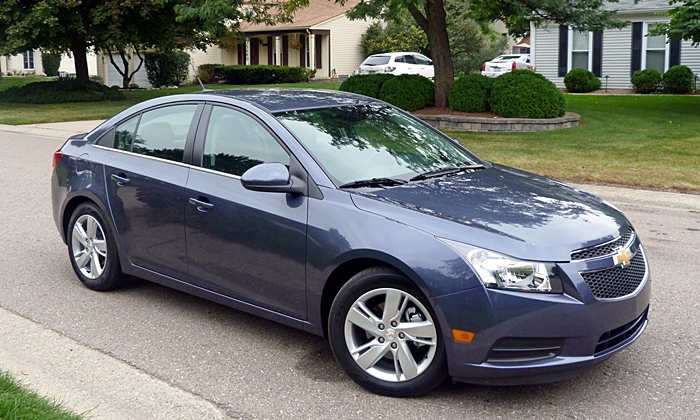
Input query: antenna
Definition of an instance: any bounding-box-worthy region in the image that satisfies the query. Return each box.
[189,58,208,91]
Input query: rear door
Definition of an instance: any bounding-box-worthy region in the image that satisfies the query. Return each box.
[184,104,308,318]
[103,103,202,279]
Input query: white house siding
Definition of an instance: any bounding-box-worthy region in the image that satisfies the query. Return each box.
[600,27,632,89]
[680,40,700,78]
[58,52,98,76]
[101,53,152,88]
[323,14,373,78]
[532,25,562,85]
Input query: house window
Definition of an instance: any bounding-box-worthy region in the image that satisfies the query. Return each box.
[23,50,35,70]
[570,30,591,71]
[643,23,667,73]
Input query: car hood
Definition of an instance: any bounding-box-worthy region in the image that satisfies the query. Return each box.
[350,165,629,262]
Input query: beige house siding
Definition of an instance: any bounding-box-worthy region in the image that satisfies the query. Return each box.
[2,51,43,75]
[323,14,373,78]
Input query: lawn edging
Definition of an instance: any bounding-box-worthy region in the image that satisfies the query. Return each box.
[415,112,580,132]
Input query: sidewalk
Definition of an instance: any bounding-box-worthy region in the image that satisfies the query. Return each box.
[0,120,104,140]
[0,307,226,420]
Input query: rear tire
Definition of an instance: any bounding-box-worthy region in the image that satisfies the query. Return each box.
[67,202,125,291]
[328,266,447,397]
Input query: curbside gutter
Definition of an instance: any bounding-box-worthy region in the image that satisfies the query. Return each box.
[416,112,580,132]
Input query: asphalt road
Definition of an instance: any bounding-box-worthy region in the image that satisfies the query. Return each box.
[1,130,699,419]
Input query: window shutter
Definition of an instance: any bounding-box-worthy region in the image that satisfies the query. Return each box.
[282,36,288,66]
[593,32,603,77]
[267,36,273,65]
[237,43,244,65]
[669,38,681,67]
[631,22,643,74]
[300,35,306,68]
[558,25,568,77]
[315,35,322,69]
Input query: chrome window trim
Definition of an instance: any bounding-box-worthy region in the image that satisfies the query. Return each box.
[92,144,192,169]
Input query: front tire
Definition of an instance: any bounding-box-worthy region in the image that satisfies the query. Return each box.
[67,202,125,291]
[328,267,447,397]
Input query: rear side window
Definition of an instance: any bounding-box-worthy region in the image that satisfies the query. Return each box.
[114,116,139,151]
[362,55,391,66]
[132,105,197,162]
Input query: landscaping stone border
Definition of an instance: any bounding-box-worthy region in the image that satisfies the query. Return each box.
[415,112,580,132]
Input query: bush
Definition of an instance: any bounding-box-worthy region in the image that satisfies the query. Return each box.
[662,65,694,94]
[563,68,601,93]
[631,68,662,94]
[215,65,308,84]
[339,74,395,98]
[144,51,190,87]
[41,51,61,77]
[490,70,566,118]
[379,74,434,111]
[448,73,493,112]
[0,78,124,104]
[197,63,225,84]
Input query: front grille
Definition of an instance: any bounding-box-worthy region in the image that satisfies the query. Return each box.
[595,307,648,354]
[571,227,634,261]
[580,248,647,300]
[486,338,563,363]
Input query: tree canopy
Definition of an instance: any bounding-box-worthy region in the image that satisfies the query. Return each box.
[649,0,700,45]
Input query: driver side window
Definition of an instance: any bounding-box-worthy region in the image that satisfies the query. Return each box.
[203,106,290,176]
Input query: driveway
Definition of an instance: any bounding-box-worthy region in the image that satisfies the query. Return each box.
[1,125,699,419]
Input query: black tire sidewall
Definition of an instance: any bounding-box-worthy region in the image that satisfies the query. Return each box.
[67,202,123,291]
[328,267,448,397]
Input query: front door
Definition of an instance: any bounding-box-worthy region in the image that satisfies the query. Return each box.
[185,105,308,319]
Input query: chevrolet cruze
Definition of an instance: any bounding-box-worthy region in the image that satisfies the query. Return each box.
[51,89,649,397]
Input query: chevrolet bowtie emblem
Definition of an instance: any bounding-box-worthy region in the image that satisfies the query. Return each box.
[613,248,632,267]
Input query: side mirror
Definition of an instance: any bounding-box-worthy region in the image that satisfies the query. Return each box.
[241,162,305,194]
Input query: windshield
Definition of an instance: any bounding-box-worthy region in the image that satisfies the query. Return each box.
[276,105,480,186]
[361,55,391,66]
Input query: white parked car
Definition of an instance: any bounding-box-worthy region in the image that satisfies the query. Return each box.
[481,54,531,78]
[357,52,434,78]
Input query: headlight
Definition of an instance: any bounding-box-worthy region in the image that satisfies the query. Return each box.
[438,238,563,293]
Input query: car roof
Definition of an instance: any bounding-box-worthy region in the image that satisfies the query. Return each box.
[369,52,425,57]
[202,88,380,112]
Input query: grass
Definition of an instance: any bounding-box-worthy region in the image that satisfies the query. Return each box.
[449,94,700,193]
[0,81,342,125]
[0,370,84,420]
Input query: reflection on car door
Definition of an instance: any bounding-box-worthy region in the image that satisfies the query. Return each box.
[185,105,308,319]
[103,104,201,279]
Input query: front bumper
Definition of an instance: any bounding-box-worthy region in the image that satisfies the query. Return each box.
[433,246,651,385]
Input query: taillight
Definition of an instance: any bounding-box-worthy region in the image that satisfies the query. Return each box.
[384,66,396,72]
[512,61,517,70]
[482,62,487,71]
[52,150,63,170]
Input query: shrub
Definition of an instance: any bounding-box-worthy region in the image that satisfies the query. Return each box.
[379,74,434,111]
[215,65,308,84]
[339,74,395,98]
[490,70,566,118]
[41,51,61,77]
[563,68,601,93]
[144,51,190,87]
[662,65,694,94]
[0,78,124,104]
[631,68,662,94]
[197,63,225,84]
[448,73,493,112]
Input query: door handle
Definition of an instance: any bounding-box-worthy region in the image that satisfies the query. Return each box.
[110,173,131,187]
[189,197,214,212]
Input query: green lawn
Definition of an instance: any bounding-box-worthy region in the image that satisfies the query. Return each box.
[0,370,84,420]
[449,95,700,193]
[0,81,342,125]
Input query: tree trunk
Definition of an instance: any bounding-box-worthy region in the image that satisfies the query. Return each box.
[70,33,90,83]
[409,0,454,107]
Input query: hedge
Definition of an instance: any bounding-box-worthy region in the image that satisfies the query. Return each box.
[631,69,662,94]
[448,73,493,112]
[662,65,694,94]
[215,65,312,84]
[339,74,395,98]
[563,68,601,93]
[490,70,566,118]
[379,74,434,111]
[144,51,190,87]
[0,78,124,104]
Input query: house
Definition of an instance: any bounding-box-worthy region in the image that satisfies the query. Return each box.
[1,49,98,77]
[188,0,372,81]
[531,0,700,89]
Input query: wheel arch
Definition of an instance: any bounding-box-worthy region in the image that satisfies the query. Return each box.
[60,191,112,244]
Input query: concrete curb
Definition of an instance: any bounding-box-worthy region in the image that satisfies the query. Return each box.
[0,307,227,420]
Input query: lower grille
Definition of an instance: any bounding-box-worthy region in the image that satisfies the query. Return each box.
[595,307,648,354]
[487,338,564,363]
[580,248,647,300]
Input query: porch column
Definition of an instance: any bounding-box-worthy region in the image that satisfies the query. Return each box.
[245,38,251,65]
[275,36,282,66]
[309,34,316,70]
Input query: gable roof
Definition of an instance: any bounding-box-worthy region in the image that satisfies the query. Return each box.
[239,0,361,33]
[603,0,673,13]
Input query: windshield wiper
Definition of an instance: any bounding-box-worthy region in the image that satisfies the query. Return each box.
[339,177,408,189]
[409,164,485,182]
